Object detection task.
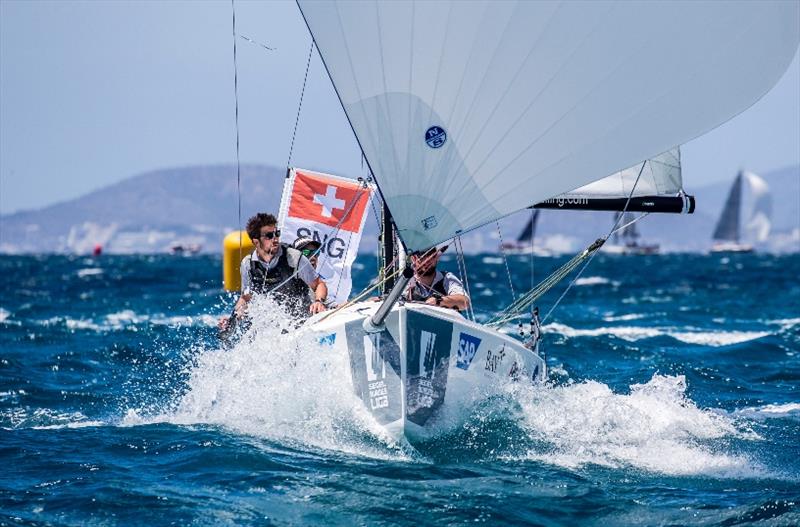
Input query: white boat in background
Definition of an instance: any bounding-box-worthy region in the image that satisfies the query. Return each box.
[711,171,772,253]
[603,212,660,255]
[273,1,798,444]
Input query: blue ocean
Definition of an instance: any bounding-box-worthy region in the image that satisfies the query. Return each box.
[1,253,798,526]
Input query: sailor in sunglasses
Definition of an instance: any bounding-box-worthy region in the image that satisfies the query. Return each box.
[218,213,327,334]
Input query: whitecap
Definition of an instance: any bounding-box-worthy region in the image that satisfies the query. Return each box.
[574,276,618,286]
[544,322,661,341]
[670,330,769,346]
[602,313,649,322]
[732,403,800,421]
[481,256,504,265]
[77,267,103,277]
[544,322,769,347]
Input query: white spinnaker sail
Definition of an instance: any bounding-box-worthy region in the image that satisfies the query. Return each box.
[558,149,682,200]
[742,171,772,243]
[299,0,799,251]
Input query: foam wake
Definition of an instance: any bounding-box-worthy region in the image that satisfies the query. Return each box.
[124,297,412,460]
[507,374,766,478]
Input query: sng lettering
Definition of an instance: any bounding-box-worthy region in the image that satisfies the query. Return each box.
[456,333,482,370]
[296,227,346,259]
[484,345,506,373]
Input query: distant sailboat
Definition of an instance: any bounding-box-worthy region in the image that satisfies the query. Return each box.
[501,210,551,256]
[711,171,772,253]
[603,212,660,255]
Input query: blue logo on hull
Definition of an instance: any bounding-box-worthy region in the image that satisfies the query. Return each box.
[456,332,482,370]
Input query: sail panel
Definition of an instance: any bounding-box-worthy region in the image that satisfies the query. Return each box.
[558,149,682,199]
[299,0,800,251]
[742,171,772,243]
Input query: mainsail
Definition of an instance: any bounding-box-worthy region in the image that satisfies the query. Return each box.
[299,0,800,251]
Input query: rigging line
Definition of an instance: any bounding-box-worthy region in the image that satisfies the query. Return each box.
[541,160,647,325]
[286,40,314,170]
[230,0,243,260]
[495,221,517,302]
[455,235,476,322]
[530,208,535,296]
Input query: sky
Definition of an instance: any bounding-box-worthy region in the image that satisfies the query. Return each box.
[1,0,799,216]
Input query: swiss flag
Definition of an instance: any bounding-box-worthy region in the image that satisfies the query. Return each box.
[287,169,371,233]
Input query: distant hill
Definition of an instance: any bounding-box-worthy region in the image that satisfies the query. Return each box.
[1,163,797,254]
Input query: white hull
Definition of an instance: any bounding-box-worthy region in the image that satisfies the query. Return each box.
[602,243,659,255]
[710,241,753,253]
[500,244,553,257]
[307,301,546,444]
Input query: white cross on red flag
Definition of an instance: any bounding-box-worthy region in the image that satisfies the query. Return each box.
[278,168,374,306]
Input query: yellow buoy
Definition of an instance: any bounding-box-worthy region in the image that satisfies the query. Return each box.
[223,230,254,291]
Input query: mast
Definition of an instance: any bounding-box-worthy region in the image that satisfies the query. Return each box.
[380,201,396,296]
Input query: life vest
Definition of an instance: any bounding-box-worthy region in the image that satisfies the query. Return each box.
[408,272,449,302]
[249,245,312,318]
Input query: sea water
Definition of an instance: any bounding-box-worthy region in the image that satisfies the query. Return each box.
[1,253,798,525]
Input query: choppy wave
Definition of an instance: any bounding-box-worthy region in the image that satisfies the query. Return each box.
[33,310,219,332]
[545,322,770,346]
[732,403,800,421]
[1,407,103,430]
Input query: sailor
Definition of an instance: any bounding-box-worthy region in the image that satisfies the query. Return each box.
[218,213,327,333]
[292,237,337,308]
[404,246,470,311]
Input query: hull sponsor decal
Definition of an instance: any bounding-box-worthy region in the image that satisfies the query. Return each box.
[456,332,482,370]
[484,345,506,374]
[318,333,336,347]
[406,310,453,426]
[345,318,401,425]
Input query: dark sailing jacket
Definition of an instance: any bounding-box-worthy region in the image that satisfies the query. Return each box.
[249,244,312,318]
[407,273,449,302]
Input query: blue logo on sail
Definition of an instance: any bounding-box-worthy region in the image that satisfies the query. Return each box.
[457,333,482,370]
[425,126,447,148]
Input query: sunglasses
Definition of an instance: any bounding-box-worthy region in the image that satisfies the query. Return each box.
[301,248,318,257]
[255,229,280,240]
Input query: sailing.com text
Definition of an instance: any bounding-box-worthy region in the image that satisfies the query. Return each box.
[540,196,590,207]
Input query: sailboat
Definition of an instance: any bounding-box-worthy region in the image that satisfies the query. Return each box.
[280,1,798,444]
[711,171,772,253]
[500,210,551,256]
[603,212,660,255]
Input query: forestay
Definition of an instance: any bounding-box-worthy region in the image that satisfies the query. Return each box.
[298,0,800,251]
